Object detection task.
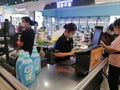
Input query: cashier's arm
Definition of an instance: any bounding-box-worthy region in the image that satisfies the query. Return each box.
[100,40,118,53]
[54,51,75,57]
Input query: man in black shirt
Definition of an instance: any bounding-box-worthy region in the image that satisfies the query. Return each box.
[54,23,77,63]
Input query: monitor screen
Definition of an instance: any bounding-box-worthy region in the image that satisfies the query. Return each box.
[92,29,102,46]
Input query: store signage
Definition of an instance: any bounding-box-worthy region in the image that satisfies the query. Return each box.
[56,0,73,8]
[3,6,14,13]
[15,8,26,12]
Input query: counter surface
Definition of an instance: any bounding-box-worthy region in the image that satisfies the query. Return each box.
[28,59,107,90]
[28,64,83,90]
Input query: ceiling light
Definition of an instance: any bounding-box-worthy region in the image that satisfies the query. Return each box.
[15,1,18,4]
[44,82,49,87]
[6,3,8,6]
[22,0,25,2]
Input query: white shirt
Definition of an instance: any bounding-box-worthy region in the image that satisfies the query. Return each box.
[109,35,120,67]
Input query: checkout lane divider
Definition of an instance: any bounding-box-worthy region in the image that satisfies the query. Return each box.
[74,58,108,90]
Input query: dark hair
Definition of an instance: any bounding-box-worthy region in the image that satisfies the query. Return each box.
[107,24,114,31]
[95,26,103,31]
[82,31,84,33]
[114,18,120,28]
[5,19,9,22]
[63,23,77,32]
[22,17,37,26]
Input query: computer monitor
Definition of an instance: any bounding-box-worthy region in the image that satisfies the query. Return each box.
[92,29,102,46]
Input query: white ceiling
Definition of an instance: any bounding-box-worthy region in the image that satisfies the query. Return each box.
[13,0,60,11]
[95,0,120,4]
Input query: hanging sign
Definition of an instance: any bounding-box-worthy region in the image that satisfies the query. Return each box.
[56,0,73,8]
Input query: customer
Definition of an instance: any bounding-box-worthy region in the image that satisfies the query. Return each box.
[101,24,117,45]
[100,18,120,90]
[54,23,77,63]
[102,24,117,58]
[17,17,36,54]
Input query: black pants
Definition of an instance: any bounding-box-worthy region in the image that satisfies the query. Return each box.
[108,64,120,90]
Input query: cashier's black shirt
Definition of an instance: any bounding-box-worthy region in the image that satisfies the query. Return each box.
[20,28,35,54]
[55,34,73,63]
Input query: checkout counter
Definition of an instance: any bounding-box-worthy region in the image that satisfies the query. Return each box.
[0,28,107,90]
[28,29,106,90]
[28,29,105,90]
[0,45,107,90]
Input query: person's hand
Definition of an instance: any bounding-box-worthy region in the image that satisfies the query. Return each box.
[69,51,75,56]
[100,40,105,47]
[100,40,107,49]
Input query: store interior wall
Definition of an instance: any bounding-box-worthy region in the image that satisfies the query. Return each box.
[29,11,35,20]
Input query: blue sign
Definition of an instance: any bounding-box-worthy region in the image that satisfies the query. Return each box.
[56,0,73,8]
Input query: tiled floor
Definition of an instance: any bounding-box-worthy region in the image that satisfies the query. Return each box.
[100,74,120,90]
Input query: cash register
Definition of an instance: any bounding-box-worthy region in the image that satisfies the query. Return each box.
[74,29,103,75]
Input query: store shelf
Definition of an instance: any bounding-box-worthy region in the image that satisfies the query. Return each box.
[0,37,10,41]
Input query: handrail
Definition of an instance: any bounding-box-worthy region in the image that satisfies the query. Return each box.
[0,66,29,90]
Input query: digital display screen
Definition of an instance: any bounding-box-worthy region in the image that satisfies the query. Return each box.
[92,29,102,46]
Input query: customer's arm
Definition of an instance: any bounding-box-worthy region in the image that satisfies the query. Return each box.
[100,40,119,53]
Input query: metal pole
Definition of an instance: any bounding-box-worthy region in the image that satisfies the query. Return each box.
[3,22,9,61]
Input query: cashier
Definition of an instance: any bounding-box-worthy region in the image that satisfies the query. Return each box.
[54,23,77,63]
[100,18,120,90]
[17,17,36,54]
